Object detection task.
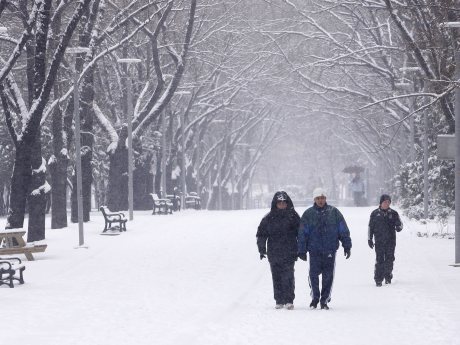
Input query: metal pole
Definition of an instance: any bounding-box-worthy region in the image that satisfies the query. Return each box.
[117,58,141,218]
[73,68,84,246]
[231,163,235,210]
[423,113,429,219]
[217,145,222,210]
[161,111,167,198]
[180,111,186,209]
[455,50,460,264]
[126,72,134,221]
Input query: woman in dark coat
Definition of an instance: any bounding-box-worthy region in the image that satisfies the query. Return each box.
[256,191,300,310]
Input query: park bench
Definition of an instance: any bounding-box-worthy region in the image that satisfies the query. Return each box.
[0,229,47,261]
[150,193,173,215]
[185,192,201,210]
[0,257,25,288]
[99,206,127,232]
[166,194,181,211]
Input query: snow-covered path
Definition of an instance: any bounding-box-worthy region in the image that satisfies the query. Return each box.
[2,207,459,345]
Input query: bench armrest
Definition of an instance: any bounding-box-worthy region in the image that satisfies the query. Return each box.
[0,260,25,272]
[0,256,22,264]
[0,260,13,270]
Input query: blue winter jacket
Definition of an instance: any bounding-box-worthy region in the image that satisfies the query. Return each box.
[298,203,352,255]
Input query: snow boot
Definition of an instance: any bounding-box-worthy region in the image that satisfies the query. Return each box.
[320,303,329,310]
[275,304,283,309]
[285,303,294,310]
[310,299,319,309]
[376,281,382,287]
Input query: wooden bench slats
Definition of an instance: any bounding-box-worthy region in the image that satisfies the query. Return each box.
[0,244,47,255]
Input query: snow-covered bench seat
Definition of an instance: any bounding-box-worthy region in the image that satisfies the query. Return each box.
[99,206,127,232]
[0,257,25,288]
[150,193,173,215]
[184,193,201,210]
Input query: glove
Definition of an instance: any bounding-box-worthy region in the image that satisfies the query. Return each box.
[368,240,374,249]
[298,253,307,261]
[395,225,402,232]
[260,253,266,260]
[344,248,351,259]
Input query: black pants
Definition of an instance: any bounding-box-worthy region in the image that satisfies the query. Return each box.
[309,252,336,304]
[269,261,295,304]
[374,243,396,283]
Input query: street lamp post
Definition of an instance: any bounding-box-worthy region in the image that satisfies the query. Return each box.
[217,144,222,210]
[211,120,226,210]
[443,22,460,265]
[180,110,186,209]
[453,31,460,265]
[176,91,191,211]
[456,48,460,265]
[66,47,90,247]
[160,111,167,198]
[117,58,141,221]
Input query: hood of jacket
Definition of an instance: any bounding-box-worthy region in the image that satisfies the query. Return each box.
[270,191,295,211]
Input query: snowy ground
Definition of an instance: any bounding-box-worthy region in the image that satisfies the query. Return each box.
[2,206,459,345]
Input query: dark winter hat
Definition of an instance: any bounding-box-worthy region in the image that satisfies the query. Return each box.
[275,191,288,201]
[379,194,391,205]
[271,191,294,211]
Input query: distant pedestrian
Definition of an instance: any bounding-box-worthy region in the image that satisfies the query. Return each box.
[256,191,300,310]
[350,173,365,206]
[368,194,403,286]
[297,188,352,310]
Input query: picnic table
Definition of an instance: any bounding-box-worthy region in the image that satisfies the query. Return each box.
[0,229,47,261]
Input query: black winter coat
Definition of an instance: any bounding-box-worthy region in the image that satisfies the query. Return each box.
[256,192,300,263]
[368,207,403,246]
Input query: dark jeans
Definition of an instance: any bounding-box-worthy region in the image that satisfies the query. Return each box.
[269,260,295,304]
[309,252,336,304]
[374,243,396,283]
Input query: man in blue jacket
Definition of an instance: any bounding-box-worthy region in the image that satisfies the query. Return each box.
[298,188,352,310]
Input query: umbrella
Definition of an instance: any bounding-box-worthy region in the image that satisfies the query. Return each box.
[342,165,365,174]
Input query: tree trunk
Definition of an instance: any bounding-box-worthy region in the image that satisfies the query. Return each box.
[133,153,154,210]
[27,139,48,242]
[49,152,68,229]
[107,143,128,212]
[49,6,68,229]
[6,144,30,229]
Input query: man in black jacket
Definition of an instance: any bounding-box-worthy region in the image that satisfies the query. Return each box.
[368,194,403,286]
[257,191,300,309]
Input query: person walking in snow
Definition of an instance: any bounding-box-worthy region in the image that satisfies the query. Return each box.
[368,194,403,287]
[350,173,365,206]
[297,187,352,310]
[256,191,300,310]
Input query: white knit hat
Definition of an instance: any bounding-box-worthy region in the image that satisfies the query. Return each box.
[312,187,327,199]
